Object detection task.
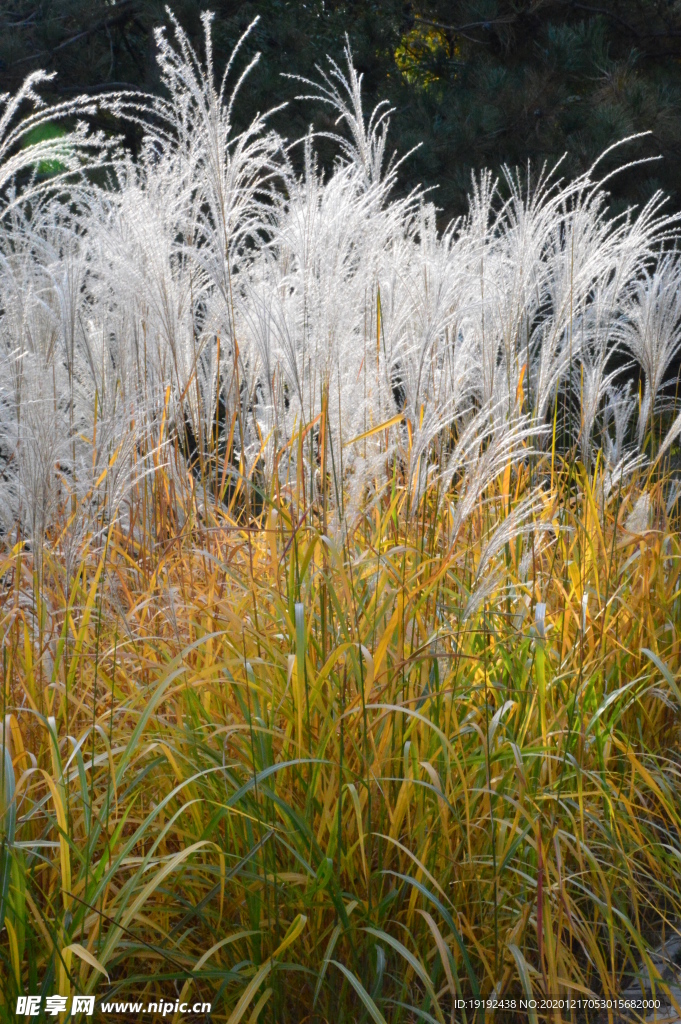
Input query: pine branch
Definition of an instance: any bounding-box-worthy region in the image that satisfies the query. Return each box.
[11,0,136,66]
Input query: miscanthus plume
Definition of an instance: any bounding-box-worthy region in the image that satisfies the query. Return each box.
[1,11,680,548]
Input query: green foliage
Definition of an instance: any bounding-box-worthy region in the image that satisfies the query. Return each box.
[21,123,68,175]
[1,449,680,1021]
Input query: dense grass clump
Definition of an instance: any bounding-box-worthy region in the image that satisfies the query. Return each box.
[1,449,681,1022]
[1,10,681,1024]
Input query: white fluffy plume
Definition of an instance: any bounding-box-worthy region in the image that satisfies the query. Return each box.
[0,12,679,545]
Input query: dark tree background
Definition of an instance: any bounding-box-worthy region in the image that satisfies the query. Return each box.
[2,0,681,221]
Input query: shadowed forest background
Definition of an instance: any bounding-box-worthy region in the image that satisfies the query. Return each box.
[3,0,681,222]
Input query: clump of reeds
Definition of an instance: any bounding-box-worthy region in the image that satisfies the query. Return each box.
[1,10,681,1024]
[1,13,681,547]
[1,432,680,1022]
